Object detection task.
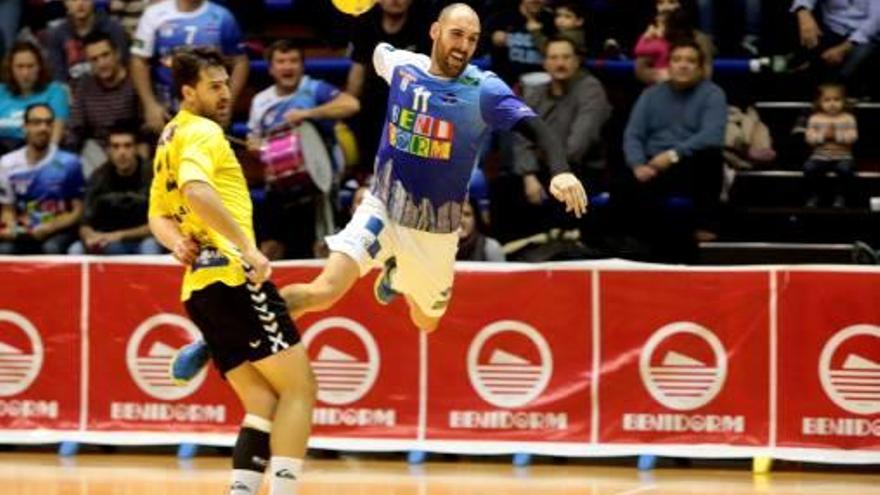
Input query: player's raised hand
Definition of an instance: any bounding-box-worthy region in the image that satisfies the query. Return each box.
[549,172,588,218]
[241,246,272,286]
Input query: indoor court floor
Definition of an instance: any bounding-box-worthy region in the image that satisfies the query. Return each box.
[1,452,878,495]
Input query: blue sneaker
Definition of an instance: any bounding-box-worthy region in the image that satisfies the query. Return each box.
[170,340,210,385]
[373,257,400,305]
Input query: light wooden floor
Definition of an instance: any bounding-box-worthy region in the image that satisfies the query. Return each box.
[0,452,878,494]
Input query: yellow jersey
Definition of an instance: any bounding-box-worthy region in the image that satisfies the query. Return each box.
[148,109,254,301]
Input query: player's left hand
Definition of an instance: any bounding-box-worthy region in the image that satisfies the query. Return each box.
[241,245,272,286]
[549,173,588,218]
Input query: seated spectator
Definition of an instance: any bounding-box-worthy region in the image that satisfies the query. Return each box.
[514,36,611,207]
[457,198,505,262]
[46,0,129,82]
[696,0,763,55]
[488,0,554,86]
[791,0,879,93]
[622,39,726,245]
[248,40,360,260]
[66,32,141,173]
[68,125,160,255]
[347,0,429,176]
[803,82,857,208]
[634,0,714,85]
[0,41,70,152]
[131,0,249,133]
[528,0,586,56]
[0,104,84,254]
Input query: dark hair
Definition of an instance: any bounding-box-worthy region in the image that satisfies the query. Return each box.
[83,31,116,51]
[265,39,303,64]
[107,120,140,141]
[1,41,51,96]
[669,37,705,66]
[555,1,585,20]
[171,46,228,100]
[544,35,581,57]
[24,103,54,123]
[664,6,698,44]
[814,82,848,111]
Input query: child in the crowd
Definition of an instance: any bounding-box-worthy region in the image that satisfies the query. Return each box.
[528,1,587,55]
[633,0,714,84]
[804,83,858,208]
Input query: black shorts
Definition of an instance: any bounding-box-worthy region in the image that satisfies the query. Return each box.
[184,280,301,375]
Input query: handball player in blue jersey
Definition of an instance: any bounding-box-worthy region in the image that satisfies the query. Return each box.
[280,2,587,331]
[170,3,587,383]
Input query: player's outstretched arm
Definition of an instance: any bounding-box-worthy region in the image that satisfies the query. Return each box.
[182,181,271,284]
[512,116,588,218]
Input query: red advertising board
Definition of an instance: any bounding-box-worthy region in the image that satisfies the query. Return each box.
[274,266,420,440]
[778,271,880,450]
[599,271,770,446]
[0,261,81,430]
[424,269,592,442]
[87,262,240,432]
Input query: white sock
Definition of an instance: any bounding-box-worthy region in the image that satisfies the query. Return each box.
[229,469,263,494]
[269,457,303,495]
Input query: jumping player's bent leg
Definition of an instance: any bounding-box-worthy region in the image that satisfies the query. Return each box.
[279,252,360,319]
[404,294,441,332]
[252,343,316,494]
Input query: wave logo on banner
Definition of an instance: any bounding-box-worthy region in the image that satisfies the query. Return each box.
[302,317,380,405]
[639,322,727,411]
[0,310,43,397]
[126,313,207,401]
[819,324,880,415]
[467,320,553,409]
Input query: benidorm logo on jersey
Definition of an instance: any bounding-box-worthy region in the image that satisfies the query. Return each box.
[0,311,44,398]
[303,318,394,427]
[388,103,454,161]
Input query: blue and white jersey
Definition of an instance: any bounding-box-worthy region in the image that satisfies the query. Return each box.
[132,0,244,106]
[247,76,341,135]
[371,43,535,233]
[0,145,85,228]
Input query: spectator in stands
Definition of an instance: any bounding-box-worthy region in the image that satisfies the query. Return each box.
[0,0,21,57]
[0,104,84,254]
[249,40,360,260]
[696,0,763,55]
[514,37,611,206]
[46,0,129,82]
[131,0,249,133]
[347,0,429,176]
[803,82,857,208]
[791,0,879,92]
[0,41,69,152]
[527,0,586,56]
[66,32,141,172]
[68,124,160,254]
[110,0,150,38]
[634,0,714,85]
[623,39,726,243]
[487,0,554,86]
[457,198,505,262]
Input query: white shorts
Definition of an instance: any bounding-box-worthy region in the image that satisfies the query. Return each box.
[325,192,458,318]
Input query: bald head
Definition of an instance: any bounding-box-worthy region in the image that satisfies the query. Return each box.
[437,2,479,24]
[430,3,480,77]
